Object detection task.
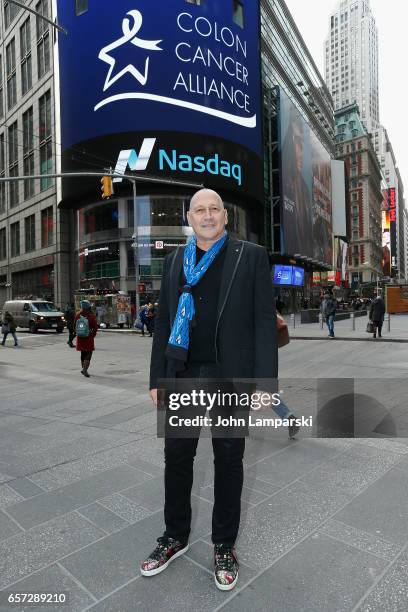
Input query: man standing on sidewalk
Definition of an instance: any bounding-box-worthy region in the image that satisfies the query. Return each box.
[321,292,337,338]
[369,290,385,338]
[141,188,278,591]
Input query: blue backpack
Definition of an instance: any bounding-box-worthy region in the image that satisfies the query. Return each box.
[76,315,90,338]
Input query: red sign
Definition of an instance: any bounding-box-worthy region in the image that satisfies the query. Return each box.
[389,188,396,222]
[138,283,146,293]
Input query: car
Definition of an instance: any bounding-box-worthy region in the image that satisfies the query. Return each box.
[2,300,66,333]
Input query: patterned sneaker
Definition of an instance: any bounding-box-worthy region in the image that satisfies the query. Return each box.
[214,544,239,591]
[140,536,189,577]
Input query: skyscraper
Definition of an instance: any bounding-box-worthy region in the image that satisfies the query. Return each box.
[324,0,379,134]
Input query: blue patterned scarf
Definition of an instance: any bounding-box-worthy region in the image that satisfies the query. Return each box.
[166,232,228,362]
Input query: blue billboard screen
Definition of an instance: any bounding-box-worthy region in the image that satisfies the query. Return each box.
[55,0,263,201]
[273,265,293,286]
[292,267,305,286]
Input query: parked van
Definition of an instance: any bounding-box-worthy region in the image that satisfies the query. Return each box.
[2,300,65,333]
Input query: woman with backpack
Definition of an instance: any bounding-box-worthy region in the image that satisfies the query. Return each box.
[1,311,18,347]
[74,300,97,378]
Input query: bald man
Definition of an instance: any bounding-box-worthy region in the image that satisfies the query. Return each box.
[142,188,278,591]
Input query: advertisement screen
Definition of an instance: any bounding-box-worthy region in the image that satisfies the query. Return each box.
[55,1,263,202]
[279,89,333,265]
[273,265,293,286]
[388,188,398,277]
[292,267,304,286]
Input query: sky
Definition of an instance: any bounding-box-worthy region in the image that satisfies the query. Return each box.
[284,0,408,195]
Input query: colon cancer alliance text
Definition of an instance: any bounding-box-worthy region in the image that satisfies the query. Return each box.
[168,415,310,428]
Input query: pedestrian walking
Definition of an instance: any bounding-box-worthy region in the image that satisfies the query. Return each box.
[142,188,278,591]
[321,292,337,338]
[74,300,97,377]
[146,302,155,337]
[139,304,148,336]
[65,302,76,347]
[1,311,18,347]
[369,290,385,338]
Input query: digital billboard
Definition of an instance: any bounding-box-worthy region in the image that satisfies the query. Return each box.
[273,265,304,286]
[273,265,293,286]
[292,267,304,286]
[388,187,398,277]
[279,89,333,266]
[55,0,263,202]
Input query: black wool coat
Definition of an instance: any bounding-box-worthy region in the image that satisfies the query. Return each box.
[149,238,278,390]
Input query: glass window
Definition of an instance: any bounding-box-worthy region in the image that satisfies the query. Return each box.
[36,0,50,78]
[39,90,53,190]
[25,214,36,252]
[0,54,3,120]
[75,0,88,15]
[233,0,244,28]
[0,133,5,214]
[3,0,21,29]
[41,206,53,247]
[8,122,19,208]
[23,107,34,199]
[20,17,32,95]
[10,221,20,257]
[0,226,6,259]
[6,38,16,109]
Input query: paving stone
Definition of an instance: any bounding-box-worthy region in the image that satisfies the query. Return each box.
[246,439,342,487]
[7,478,44,499]
[82,557,227,611]
[77,503,129,534]
[121,476,164,512]
[357,551,408,612]
[335,467,408,545]
[0,485,24,510]
[125,457,163,477]
[225,532,386,612]
[0,510,22,542]
[0,512,104,590]
[320,519,402,562]
[300,443,402,500]
[0,563,95,612]
[8,465,153,530]
[231,478,351,570]
[98,493,151,523]
[60,512,165,599]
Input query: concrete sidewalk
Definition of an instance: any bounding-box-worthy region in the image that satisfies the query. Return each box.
[0,333,407,611]
[285,312,408,342]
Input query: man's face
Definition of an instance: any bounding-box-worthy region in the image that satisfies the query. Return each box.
[187,191,228,244]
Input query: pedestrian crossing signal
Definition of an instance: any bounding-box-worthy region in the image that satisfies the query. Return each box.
[100,176,113,199]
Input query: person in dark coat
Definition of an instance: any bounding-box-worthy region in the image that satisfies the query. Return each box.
[74,300,97,377]
[1,311,18,347]
[369,291,385,338]
[65,303,76,347]
[142,188,278,591]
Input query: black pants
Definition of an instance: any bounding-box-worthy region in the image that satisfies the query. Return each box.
[163,364,245,546]
[68,327,76,345]
[373,322,383,336]
[80,351,92,365]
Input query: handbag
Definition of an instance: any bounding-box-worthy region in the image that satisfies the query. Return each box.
[366,321,375,334]
[1,323,10,334]
[277,313,290,348]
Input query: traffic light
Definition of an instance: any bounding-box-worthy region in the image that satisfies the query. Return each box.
[100,176,113,199]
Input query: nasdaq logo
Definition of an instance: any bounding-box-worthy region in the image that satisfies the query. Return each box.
[113,138,157,182]
[114,140,242,187]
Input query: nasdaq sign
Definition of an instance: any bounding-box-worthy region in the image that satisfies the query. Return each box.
[56,1,263,202]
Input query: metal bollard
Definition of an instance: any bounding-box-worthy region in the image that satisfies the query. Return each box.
[290,313,296,329]
[319,313,324,329]
[350,312,355,331]
[387,313,391,332]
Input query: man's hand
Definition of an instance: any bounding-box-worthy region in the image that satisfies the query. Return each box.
[150,389,158,406]
[150,388,166,408]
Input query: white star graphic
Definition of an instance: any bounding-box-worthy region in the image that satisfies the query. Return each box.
[98,9,162,92]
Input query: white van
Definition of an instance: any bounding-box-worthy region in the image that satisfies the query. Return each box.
[2,300,65,333]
